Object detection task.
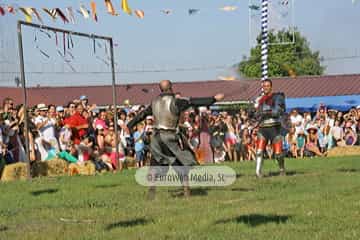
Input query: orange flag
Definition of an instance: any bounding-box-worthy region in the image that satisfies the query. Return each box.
[121,0,132,15]
[134,10,144,19]
[90,1,98,22]
[105,0,117,15]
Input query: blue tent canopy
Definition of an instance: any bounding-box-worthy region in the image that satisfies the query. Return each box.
[286,95,360,112]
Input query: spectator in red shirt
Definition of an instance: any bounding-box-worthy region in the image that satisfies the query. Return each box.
[63,103,88,145]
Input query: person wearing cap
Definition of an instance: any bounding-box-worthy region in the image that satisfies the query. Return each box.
[34,103,59,160]
[79,95,88,107]
[254,79,286,178]
[305,125,326,157]
[79,95,97,112]
[127,79,224,199]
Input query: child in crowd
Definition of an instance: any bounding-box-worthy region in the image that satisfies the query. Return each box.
[133,122,145,168]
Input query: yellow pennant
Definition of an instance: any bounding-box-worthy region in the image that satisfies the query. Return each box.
[121,0,132,15]
[19,8,33,23]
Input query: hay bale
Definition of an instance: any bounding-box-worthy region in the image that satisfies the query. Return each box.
[32,158,69,177]
[1,162,29,182]
[68,162,96,176]
[327,146,360,157]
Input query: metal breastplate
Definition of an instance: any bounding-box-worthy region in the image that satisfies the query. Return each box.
[152,95,179,130]
[259,93,284,127]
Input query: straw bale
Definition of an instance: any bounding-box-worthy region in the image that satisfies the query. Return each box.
[68,162,96,176]
[327,146,360,157]
[1,162,29,181]
[32,158,69,177]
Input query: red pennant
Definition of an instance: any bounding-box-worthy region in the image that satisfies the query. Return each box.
[7,6,15,14]
[0,7,5,16]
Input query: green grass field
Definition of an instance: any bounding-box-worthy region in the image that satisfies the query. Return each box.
[1,156,360,240]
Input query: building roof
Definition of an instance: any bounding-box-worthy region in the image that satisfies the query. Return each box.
[1,74,360,107]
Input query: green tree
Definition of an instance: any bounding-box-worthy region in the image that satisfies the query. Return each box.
[238,30,325,78]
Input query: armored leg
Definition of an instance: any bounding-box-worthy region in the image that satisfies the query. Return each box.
[147,159,170,200]
[173,164,191,197]
[255,136,267,178]
[273,136,285,176]
[256,149,264,178]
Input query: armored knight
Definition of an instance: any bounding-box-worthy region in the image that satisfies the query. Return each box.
[255,79,286,178]
[127,80,224,198]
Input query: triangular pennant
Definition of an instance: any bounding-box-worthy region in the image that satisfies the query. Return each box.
[19,8,33,23]
[7,6,15,14]
[79,4,90,19]
[188,9,200,15]
[105,0,117,15]
[0,7,5,16]
[31,8,43,23]
[90,1,98,22]
[134,9,144,19]
[160,9,172,15]
[56,8,69,23]
[219,6,238,11]
[249,5,260,11]
[66,7,76,24]
[43,8,57,21]
[121,0,132,15]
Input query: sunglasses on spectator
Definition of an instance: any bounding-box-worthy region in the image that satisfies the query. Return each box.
[69,105,75,108]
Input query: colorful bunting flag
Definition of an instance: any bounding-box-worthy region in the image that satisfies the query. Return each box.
[188,9,200,15]
[66,7,76,24]
[105,0,117,15]
[7,6,15,14]
[56,8,69,23]
[160,9,172,15]
[31,8,43,23]
[219,6,238,11]
[90,1,98,21]
[0,6,5,16]
[134,9,144,19]
[19,8,33,23]
[121,0,132,15]
[249,5,260,10]
[43,8,57,21]
[79,4,90,19]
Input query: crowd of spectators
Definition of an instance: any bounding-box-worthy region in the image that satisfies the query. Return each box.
[0,95,359,175]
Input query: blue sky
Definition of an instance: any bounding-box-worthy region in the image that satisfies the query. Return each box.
[0,0,359,87]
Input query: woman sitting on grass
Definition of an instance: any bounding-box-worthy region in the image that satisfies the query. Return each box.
[305,126,326,157]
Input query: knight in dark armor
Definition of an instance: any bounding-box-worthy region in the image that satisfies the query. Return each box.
[254,79,286,178]
[127,80,224,198]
